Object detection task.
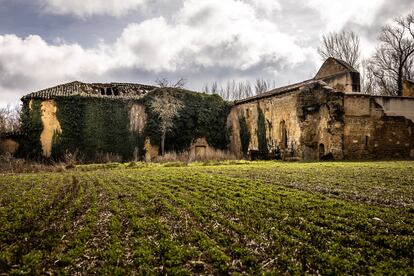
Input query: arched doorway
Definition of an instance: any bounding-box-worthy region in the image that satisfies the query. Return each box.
[319,143,325,160]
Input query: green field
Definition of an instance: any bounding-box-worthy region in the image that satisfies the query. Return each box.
[1,161,414,274]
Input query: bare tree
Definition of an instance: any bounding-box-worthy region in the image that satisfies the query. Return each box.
[238,81,253,99]
[210,82,218,94]
[155,77,187,88]
[318,30,361,68]
[150,91,183,155]
[368,13,414,96]
[172,78,187,88]
[204,79,274,101]
[202,83,210,94]
[254,78,269,95]
[0,104,21,133]
[360,59,376,94]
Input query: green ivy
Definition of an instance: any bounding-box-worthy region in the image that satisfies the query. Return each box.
[238,116,250,157]
[257,106,268,159]
[19,88,231,161]
[17,100,43,159]
[52,96,139,161]
[142,88,231,152]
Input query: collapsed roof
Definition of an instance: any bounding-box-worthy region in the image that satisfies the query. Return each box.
[21,81,158,101]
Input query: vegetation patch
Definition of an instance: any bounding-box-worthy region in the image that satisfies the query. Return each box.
[17,100,43,159]
[256,106,268,159]
[238,115,250,157]
[17,88,231,161]
[142,88,231,153]
[0,161,413,274]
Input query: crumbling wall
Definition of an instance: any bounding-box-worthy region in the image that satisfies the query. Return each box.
[40,100,61,157]
[321,74,354,93]
[372,96,414,122]
[343,95,414,159]
[228,84,346,161]
[228,91,302,159]
[297,86,345,160]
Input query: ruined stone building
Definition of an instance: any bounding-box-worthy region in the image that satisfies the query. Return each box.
[1,58,414,161]
[228,58,414,160]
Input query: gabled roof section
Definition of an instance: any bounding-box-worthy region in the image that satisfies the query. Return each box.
[235,79,330,105]
[314,57,358,80]
[21,81,158,101]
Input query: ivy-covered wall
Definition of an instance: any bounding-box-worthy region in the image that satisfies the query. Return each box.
[17,100,43,159]
[238,115,250,157]
[142,88,231,153]
[256,106,268,159]
[18,88,231,161]
[52,96,141,161]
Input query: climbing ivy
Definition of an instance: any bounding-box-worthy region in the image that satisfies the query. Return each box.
[257,106,268,159]
[142,88,231,153]
[52,96,139,161]
[18,88,231,161]
[238,115,250,157]
[17,100,43,159]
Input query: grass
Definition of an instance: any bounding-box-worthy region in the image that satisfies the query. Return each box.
[0,161,413,274]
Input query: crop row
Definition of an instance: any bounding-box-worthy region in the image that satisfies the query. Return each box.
[1,161,413,274]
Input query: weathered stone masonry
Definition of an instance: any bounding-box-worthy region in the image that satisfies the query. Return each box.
[2,58,414,160]
[228,81,346,160]
[227,58,414,160]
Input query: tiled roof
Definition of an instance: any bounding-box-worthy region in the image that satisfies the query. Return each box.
[235,79,331,105]
[21,81,158,100]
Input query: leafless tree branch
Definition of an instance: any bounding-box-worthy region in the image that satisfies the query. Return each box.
[318,30,361,68]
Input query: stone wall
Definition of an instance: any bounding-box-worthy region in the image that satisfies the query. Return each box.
[296,87,344,160]
[321,73,354,93]
[229,84,414,161]
[228,83,345,160]
[403,80,414,97]
[315,58,350,79]
[343,94,414,159]
[314,58,360,93]
[228,90,301,159]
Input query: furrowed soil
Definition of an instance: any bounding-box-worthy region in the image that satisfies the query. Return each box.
[1,161,413,275]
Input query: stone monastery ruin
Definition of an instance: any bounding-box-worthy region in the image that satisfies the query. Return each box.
[1,58,414,161]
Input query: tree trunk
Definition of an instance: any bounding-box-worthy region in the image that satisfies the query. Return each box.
[161,131,166,156]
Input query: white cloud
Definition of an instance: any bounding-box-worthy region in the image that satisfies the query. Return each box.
[0,34,111,103]
[39,0,147,17]
[113,0,316,72]
[306,0,386,32]
[245,0,282,15]
[0,0,318,105]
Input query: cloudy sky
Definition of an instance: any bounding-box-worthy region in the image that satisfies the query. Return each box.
[0,0,413,106]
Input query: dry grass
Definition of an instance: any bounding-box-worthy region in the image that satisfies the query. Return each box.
[0,153,66,174]
[155,149,237,163]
